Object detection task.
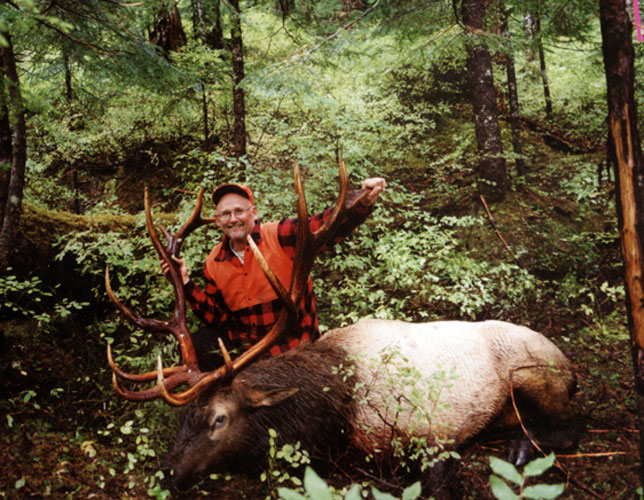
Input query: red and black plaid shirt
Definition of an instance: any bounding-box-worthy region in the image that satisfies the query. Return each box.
[185,198,372,356]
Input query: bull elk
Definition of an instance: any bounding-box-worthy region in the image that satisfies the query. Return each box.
[105,161,579,495]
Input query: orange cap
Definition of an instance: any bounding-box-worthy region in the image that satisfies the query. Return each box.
[212,183,254,206]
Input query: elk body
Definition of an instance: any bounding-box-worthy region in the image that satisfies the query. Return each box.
[163,318,577,486]
[105,161,578,492]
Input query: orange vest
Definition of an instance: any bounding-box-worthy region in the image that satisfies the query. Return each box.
[205,221,295,312]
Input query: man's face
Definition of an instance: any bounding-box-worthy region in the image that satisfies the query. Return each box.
[215,193,258,246]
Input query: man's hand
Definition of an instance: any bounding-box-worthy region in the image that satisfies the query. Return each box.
[361,177,387,206]
[160,255,190,285]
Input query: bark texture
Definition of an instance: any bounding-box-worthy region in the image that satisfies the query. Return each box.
[461,0,507,201]
[501,9,526,176]
[0,70,11,221]
[150,5,187,53]
[599,0,644,485]
[0,33,27,269]
[230,0,247,158]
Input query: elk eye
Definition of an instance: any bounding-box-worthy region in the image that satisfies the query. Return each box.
[212,415,227,430]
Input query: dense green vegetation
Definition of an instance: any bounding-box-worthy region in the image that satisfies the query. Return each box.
[0,1,642,498]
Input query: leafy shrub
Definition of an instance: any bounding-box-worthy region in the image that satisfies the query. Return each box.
[0,268,88,327]
[261,428,312,495]
[316,189,539,328]
[489,453,564,500]
[278,466,421,500]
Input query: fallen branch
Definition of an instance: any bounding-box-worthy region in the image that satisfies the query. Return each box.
[557,451,629,459]
[479,194,522,267]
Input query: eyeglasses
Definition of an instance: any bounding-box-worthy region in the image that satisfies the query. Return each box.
[215,206,253,222]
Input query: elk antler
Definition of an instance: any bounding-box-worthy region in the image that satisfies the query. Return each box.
[105,188,219,404]
[161,187,218,258]
[106,160,368,405]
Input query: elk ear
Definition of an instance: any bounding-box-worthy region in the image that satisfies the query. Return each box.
[246,387,299,407]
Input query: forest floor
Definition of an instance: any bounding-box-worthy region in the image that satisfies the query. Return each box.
[0,307,640,500]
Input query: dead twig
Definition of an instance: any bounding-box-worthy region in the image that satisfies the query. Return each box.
[557,451,629,459]
[479,194,522,267]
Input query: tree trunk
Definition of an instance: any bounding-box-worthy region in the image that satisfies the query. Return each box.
[202,83,210,148]
[523,10,552,119]
[0,32,27,270]
[301,0,313,23]
[599,0,644,486]
[501,9,526,176]
[149,5,187,53]
[530,12,553,119]
[209,0,225,50]
[230,0,247,159]
[342,0,365,12]
[276,0,294,15]
[0,70,11,221]
[536,31,553,118]
[461,0,507,202]
[63,50,80,214]
[194,0,208,44]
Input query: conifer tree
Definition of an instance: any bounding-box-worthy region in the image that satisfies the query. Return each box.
[461,0,508,201]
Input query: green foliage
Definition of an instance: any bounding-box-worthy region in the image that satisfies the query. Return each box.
[316,189,539,328]
[96,405,175,498]
[260,428,312,496]
[489,453,564,500]
[277,467,421,500]
[510,17,606,137]
[0,267,88,326]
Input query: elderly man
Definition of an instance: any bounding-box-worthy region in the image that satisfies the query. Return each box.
[165,175,386,369]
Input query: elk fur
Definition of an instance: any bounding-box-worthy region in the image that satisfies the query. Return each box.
[164,319,577,486]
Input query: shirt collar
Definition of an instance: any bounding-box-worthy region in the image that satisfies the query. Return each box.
[214,221,262,262]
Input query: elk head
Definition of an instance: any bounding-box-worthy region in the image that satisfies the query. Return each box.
[105,160,367,405]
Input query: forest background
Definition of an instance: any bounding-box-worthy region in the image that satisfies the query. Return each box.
[0,0,643,499]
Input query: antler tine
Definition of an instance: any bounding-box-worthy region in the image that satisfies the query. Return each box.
[105,267,176,333]
[106,263,205,401]
[289,159,349,300]
[165,187,217,257]
[312,157,349,242]
[107,343,185,382]
[246,235,296,317]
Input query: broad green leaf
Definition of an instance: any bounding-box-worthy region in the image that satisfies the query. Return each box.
[489,456,522,485]
[277,488,307,500]
[401,481,422,500]
[344,484,363,500]
[523,453,556,477]
[371,487,398,500]
[303,467,333,500]
[489,475,520,500]
[522,483,565,499]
